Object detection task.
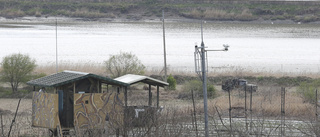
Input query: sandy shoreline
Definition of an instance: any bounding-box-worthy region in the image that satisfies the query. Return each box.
[2,16,320,25]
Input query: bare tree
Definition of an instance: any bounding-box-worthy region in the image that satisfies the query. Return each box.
[104,52,145,78]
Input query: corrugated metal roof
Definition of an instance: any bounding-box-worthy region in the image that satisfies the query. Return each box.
[27,70,129,87]
[115,74,169,87]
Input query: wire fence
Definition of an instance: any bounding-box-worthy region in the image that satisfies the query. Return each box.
[1,87,320,136]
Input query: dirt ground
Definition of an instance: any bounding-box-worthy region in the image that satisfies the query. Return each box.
[0,98,32,114]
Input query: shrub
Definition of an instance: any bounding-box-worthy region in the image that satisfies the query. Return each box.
[0,53,36,93]
[179,80,216,99]
[104,52,145,78]
[297,79,320,103]
[207,84,216,99]
[167,74,176,90]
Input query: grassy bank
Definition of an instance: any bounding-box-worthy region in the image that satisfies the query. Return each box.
[0,0,320,23]
[0,62,318,97]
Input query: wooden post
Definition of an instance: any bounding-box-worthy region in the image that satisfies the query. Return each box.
[149,84,152,106]
[73,82,76,94]
[157,86,159,108]
[124,87,128,137]
[156,86,160,137]
[125,87,128,107]
[97,80,100,93]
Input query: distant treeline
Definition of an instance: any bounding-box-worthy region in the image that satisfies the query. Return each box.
[1,0,320,5]
[0,0,320,22]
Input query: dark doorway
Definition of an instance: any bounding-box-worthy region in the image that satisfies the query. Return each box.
[59,85,74,128]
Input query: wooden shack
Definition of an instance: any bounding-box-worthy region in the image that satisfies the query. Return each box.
[27,70,168,136]
[27,70,129,135]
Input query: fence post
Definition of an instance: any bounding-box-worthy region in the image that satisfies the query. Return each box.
[1,113,3,137]
[245,85,248,132]
[8,98,21,137]
[250,85,253,131]
[191,90,198,137]
[280,87,286,137]
[228,88,232,135]
[316,89,318,121]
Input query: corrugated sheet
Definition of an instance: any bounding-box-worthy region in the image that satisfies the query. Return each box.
[27,70,129,87]
[115,74,169,87]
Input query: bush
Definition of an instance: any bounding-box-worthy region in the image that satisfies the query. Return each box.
[207,84,216,99]
[167,74,176,90]
[104,52,145,78]
[179,80,216,99]
[297,79,320,103]
[0,53,36,93]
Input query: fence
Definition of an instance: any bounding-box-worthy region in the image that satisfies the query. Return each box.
[1,87,320,136]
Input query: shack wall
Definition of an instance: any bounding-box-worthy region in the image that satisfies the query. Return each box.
[74,91,124,130]
[32,92,59,129]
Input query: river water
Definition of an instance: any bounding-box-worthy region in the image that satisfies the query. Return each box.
[1,18,320,74]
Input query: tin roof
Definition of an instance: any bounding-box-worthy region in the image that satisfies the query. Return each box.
[115,74,169,87]
[27,70,129,87]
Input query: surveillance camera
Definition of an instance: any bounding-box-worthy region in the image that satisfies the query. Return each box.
[223,44,229,51]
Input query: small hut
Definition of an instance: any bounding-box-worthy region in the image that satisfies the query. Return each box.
[27,70,128,135]
[27,70,168,136]
[115,74,169,127]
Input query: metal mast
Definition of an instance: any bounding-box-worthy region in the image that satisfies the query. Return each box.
[200,20,209,137]
[194,20,230,137]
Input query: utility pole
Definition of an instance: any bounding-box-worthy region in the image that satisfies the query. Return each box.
[162,10,167,83]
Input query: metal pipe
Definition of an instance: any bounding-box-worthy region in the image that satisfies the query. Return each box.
[250,85,253,131]
[228,88,232,135]
[245,85,248,131]
[205,49,226,51]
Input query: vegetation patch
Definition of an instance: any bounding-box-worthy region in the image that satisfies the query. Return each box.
[0,0,320,22]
